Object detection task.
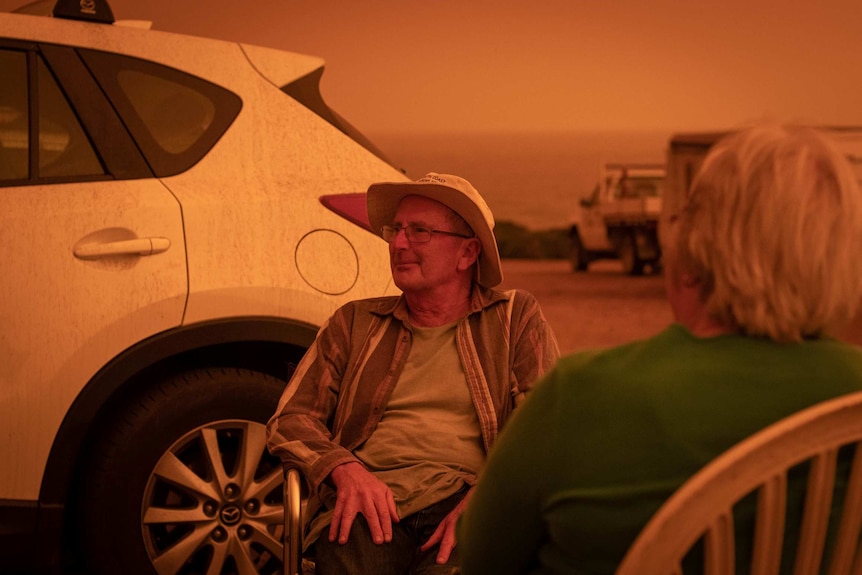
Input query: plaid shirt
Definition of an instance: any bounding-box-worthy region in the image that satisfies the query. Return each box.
[266,285,559,523]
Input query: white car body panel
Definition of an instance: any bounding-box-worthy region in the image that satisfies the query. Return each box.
[0,179,187,499]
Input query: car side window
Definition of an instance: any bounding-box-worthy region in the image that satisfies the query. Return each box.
[37,56,104,178]
[0,47,104,183]
[117,69,216,155]
[79,49,242,177]
[0,49,28,181]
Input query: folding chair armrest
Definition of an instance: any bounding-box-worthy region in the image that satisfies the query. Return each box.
[283,467,303,575]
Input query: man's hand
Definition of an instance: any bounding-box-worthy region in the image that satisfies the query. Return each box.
[328,462,399,545]
[420,488,473,564]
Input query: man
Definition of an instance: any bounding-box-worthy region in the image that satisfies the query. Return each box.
[267,172,559,574]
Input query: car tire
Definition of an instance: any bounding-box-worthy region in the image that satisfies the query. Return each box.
[570,232,590,272]
[619,233,644,276]
[77,368,288,575]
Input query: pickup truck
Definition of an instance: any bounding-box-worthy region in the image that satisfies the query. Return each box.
[569,163,665,275]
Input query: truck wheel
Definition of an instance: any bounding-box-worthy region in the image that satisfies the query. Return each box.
[619,234,644,276]
[77,368,288,575]
[570,232,590,272]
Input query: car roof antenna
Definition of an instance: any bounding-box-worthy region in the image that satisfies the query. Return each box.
[52,0,115,24]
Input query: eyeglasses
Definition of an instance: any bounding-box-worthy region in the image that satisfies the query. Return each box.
[381,224,473,244]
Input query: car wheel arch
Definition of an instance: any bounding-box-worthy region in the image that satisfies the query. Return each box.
[39,316,317,510]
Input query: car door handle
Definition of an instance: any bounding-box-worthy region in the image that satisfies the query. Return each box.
[73,237,172,259]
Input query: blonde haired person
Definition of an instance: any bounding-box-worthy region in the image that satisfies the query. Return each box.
[677,125,862,342]
[458,125,862,575]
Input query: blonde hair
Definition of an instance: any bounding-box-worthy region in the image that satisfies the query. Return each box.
[676,125,862,342]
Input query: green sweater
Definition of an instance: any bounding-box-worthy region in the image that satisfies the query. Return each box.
[458,324,862,575]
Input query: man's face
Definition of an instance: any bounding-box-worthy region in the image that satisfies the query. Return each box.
[388,195,474,294]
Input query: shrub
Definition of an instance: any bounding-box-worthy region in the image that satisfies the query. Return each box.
[495,220,569,259]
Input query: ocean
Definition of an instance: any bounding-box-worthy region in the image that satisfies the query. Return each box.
[369,130,670,231]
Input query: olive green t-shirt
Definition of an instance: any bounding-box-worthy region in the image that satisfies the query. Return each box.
[307,320,484,545]
[355,320,485,515]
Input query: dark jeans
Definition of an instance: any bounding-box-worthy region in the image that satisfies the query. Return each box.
[312,489,466,575]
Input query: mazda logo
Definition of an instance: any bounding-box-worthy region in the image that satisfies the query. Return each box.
[221,506,241,525]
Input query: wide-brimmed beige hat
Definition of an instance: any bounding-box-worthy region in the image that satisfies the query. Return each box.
[367,172,503,288]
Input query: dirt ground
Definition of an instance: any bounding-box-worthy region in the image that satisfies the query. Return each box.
[499,258,862,355]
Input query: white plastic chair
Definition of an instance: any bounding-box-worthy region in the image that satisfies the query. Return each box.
[616,391,862,575]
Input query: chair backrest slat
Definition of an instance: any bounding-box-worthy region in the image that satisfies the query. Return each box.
[828,443,862,575]
[705,511,735,575]
[751,474,786,575]
[794,450,839,575]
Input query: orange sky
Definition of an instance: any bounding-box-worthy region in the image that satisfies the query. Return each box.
[4,0,861,136]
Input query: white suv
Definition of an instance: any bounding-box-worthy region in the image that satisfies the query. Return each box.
[0,2,404,573]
